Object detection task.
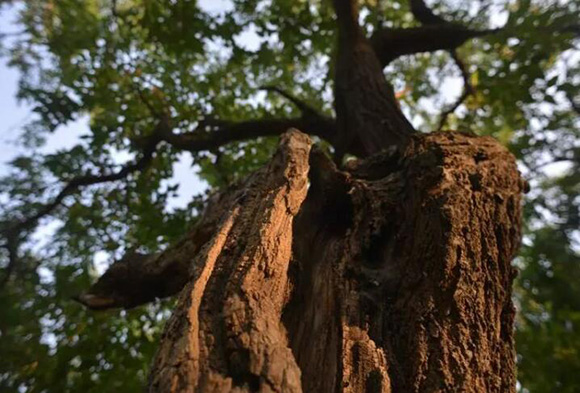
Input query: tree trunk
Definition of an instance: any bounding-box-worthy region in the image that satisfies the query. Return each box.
[74,2,525,391]
[139,128,524,392]
[332,0,415,161]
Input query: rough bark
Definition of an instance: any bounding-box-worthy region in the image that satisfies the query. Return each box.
[76,172,259,310]
[284,130,524,393]
[148,130,311,393]
[84,128,524,392]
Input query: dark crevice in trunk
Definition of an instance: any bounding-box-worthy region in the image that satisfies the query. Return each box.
[282,131,523,393]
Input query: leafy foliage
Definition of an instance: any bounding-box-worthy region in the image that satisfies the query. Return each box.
[0,0,578,392]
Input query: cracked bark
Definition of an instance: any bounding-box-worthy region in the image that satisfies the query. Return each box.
[282,130,523,393]
[86,129,524,392]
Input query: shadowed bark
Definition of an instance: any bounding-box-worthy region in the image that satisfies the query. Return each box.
[332,0,415,162]
[285,130,523,392]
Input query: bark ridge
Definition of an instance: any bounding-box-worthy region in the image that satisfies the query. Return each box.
[148,129,311,393]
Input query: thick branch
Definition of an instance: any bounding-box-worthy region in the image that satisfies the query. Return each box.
[75,170,254,310]
[332,0,415,160]
[333,0,364,43]
[74,252,164,310]
[161,116,335,152]
[371,24,496,67]
[373,0,578,68]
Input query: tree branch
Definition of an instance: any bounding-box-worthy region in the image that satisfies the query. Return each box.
[4,120,167,235]
[437,51,474,131]
[409,0,448,25]
[76,129,315,311]
[74,251,179,310]
[0,118,169,287]
[332,0,416,160]
[0,112,337,286]
[373,0,579,68]
[371,23,498,67]
[161,116,335,152]
[75,182,233,309]
[333,0,364,43]
[259,85,324,119]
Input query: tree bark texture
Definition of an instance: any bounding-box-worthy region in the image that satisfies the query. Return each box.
[131,129,525,392]
[148,130,311,392]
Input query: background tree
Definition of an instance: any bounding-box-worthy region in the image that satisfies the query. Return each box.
[0,0,578,392]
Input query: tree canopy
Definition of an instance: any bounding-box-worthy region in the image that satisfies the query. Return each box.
[0,0,578,392]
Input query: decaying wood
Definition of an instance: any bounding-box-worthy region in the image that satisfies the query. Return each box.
[81,127,524,392]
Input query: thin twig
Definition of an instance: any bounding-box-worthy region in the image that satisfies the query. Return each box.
[437,50,474,131]
[259,85,322,118]
[0,118,169,288]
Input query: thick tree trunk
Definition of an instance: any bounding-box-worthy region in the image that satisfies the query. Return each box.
[120,129,524,392]
[76,2,525,391]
